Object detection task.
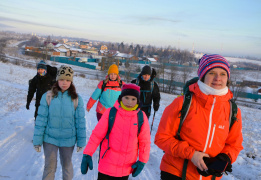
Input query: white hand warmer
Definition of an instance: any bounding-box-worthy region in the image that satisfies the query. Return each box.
[77,147,83,152]
[34,145,41,152]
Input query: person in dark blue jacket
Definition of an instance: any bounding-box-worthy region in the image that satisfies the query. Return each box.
[33,65,86,180]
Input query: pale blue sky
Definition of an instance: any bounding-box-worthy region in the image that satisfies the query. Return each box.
[1,0,261,58]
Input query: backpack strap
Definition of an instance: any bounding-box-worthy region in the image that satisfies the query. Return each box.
[73,97,78,110]
[101,80,107,94]
[178,91,192,180]
[182,159,189,180]
[106,107,117,139]
[176,92,193,140]
[151,80,154,94]
[119,80,123,88]
[137,110,144,135]
[46,90,53,106]
[102,107,117,159]
[46,90,78,110]
[135,78,140,86]
[229,100,238,130]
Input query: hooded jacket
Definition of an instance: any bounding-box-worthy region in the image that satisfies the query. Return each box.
[33,91,86,148]
[83,101,151,177]
[87,77,125,114]
[154,83,243,180]
[131,68,160,117]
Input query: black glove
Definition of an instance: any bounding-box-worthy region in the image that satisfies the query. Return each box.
[153,104,159,111]
[197,155,231,177]
[216,153,232,174]
[26,103,30,110]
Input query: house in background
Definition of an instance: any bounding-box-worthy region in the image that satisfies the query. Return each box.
[54,44,70,56]
[114,52,138,60]
[101,45,108,51]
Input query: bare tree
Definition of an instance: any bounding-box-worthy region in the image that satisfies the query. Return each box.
[168,65,178,94]
[180,66,192,93]
[0,38,8,62]
[26,36,40,47]
[230,69,246,102]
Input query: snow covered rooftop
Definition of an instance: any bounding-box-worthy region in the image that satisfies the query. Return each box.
[55,44,70,49]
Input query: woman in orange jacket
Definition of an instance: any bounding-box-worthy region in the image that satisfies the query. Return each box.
[155,54,243,180]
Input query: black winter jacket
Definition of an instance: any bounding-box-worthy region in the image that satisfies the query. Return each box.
[131,68,160,117]
[27,65,57,107]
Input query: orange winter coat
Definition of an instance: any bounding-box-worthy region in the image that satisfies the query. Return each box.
[154,83,243,180]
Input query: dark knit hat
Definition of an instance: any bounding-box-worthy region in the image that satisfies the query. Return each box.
[198,54,230,79]
[56,65,74,82]
[118,84,140,102]
[37,60,47,71]
[141,65,151,75]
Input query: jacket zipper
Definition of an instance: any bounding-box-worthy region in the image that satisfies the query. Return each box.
[209,124,216,148]
[60,93,63,131]
[200,98,216,180]
[203,97,216,153]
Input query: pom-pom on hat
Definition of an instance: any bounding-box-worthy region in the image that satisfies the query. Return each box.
[119,83,140,102]
[56,65,74,82]
[37,60,47,71]
[141,65,151,75]
[198,54,230,80]
[108,64,119,75]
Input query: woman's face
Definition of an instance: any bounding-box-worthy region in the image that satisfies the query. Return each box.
[203,68,228,90]
[122,95,138,108]
[109,73,117,81]
[58,79,71,92]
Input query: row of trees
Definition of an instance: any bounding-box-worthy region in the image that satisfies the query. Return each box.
[118,60,251,102]
[103,42,195,65]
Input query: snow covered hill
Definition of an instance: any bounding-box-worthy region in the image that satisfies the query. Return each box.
[0,61,260,180]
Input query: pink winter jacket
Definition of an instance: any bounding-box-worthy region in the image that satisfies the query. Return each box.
[83,101,151,177]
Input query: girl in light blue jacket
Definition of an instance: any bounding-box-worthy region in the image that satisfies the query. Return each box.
[33,65,86,180]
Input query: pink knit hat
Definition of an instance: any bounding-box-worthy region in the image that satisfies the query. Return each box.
[198,54,230,79]
[119,84,140,101]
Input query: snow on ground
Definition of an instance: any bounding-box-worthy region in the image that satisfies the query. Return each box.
[0,61,261,180]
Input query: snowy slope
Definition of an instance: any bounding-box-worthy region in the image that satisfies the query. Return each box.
[0,61,260,180]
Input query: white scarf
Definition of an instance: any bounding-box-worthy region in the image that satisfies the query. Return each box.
[197,80,228,96]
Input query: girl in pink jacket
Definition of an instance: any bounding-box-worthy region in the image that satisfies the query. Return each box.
[81,84,151,179]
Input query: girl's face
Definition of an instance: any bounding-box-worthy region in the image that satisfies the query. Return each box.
[122,95,138,108]
[109,73,117,81]
[58,79,71,92]
[204,68,228,90]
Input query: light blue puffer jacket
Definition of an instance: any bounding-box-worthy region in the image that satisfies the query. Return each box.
[33,91,86,147]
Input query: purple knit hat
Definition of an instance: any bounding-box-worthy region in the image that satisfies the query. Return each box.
[198,54,230,79]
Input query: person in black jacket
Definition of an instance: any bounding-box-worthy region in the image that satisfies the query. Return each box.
[131,65,160,118]
[26,60,57,119]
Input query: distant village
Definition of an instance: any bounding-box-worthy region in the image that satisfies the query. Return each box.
[8,32,198,68]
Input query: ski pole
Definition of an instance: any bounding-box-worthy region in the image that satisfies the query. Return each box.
[150,111,156,134]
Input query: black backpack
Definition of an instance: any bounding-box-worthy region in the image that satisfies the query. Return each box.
[100,80,123,98]
[178,77,238,180]
[100,107,144,159]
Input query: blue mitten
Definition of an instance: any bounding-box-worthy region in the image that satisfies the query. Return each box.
[131,161,145,177]
[81,154,93,174]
